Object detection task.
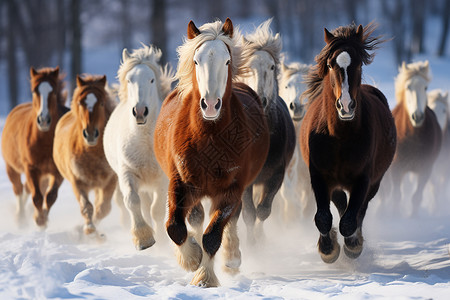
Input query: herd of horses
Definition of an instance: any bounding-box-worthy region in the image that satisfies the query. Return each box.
[1,18,448,287]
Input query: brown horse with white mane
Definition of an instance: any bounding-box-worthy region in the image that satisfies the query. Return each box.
[2,67,69,227]
[154,18,270,287]
[53,75,117,235]
[300,23,396,263]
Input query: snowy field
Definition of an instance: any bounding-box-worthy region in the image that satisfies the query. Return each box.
[1,19,450,300]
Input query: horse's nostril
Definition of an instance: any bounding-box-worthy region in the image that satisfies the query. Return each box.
[290,102,295,110]
[143,106,149,117]
[201,98,207,110]
[215,99,221,110]
[132,107,137,117]
[349,100,356,110]
[262,97,267,107]
[94,129,99,138]
[336,99,342,110]
[83,129,88,139]
[37,116,41,125]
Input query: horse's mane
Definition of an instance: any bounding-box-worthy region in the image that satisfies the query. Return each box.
[117,44,175,102]
[304,22,383,103]
[395,61,431,104]
[428,89,448,106]
[240,18,282,79]
[176,19,244,98]
[72,74,117,117]
[279,59,311,84]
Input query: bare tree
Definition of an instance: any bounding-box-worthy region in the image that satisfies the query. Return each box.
[438,0,450,56]
[6,0,18,109]
[56,0,66,68]
[151,0,167,64]
[120,0,132,50]
[382,0,409,65]
[70,0,82,93]
[410,0,426,54]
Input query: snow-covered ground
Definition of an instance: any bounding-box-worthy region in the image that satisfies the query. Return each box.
[1,14,450,300]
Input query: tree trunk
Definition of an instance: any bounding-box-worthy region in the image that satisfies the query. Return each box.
[6,0,18,109]
[70,0,82,93]
[410,0,426,54]
[56,0,66,69]
[151,0,167,64]
[438,0,450,56]
[120,0,131,51]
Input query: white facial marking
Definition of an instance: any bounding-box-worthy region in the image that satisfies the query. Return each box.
[126,64,159,114]
[336,51,352,113]
[38,81,52,116]
[85,93,97,112]
[243,51,277,103]
[405,76,428,127]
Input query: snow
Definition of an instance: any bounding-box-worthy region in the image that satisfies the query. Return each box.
[1,12,450,300]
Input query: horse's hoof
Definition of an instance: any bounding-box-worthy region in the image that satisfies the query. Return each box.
[177,237,203,272]
[135,237,156,250]
[132,225,156,250]
[318,228,340,264]
[191,266,220,288]
[84,223,96,235]
[256,204,271,221]
[343,229,363,259]
[343,244,363,259]
[34,210,48,228]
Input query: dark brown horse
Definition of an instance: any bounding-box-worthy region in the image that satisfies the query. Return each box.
[53,75,117,236]
[154,18,270,287]
[2,67,69,227]
[389,61,442,216]
[300,23,396,263]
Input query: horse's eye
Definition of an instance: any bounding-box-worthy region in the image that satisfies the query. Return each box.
[270,65,275,70]
[226,60,231,66]
[327,63,332,70]
[194,60,198,65]
[285,86,288,89]
[150,78,154,83]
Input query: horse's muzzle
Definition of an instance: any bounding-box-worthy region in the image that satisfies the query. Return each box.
[36,114,51,132]
[411,111,425,127]
[200,98,222,120]
[290,101,306,122]
[133,106,149,125]
[336,98,356,121]
[83,128,99,146]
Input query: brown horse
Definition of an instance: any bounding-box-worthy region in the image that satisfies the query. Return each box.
[53,75,117,235]
[389,61,442,216]
[2,67,69,227]
[300,23,396,263]
[154,18,270,287]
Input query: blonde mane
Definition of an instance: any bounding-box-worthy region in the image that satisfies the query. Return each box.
[176,19,244,98]
[118,44,175,102]
[395,61,432,104]
[240,18,282,77]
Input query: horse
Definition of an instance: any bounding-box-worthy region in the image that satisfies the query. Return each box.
[427,89,449,211]
[2,66,69,228]
[277,58,315,221]
[237,18,296,242]
[389,61,442,217]
[300,23,396,263]
[53,74,117,235]
[154,18,270,287]
[103,44,174,250]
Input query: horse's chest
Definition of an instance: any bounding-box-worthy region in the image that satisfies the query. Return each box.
[71,151,113,185]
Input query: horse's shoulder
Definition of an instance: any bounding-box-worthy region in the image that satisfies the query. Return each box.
[361,84,390,109]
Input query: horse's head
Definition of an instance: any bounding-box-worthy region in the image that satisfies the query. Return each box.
[73,75,107,146]
[279,62,310,121]
[121,47,164,125]
[323,26,365,121]
[240,18,281,110]
[189,18,233,121]
[30,66,60,132]
[427,89,448,131]
[397,61,431,127]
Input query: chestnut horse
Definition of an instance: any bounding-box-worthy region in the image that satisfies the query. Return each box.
[238,18,296,243]
[154,19,270,287]
[2,67,69,227]
[53,75,117,235]
[389,61,442,216]
[300,23,396,263]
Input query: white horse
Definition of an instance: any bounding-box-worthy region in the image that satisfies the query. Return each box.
[238,19,296,242]
[277,58,315,222]
[103,44,174,250]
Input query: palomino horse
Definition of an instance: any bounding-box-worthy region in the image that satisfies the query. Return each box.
[2,67,69,227]
[53,75,117,235]
[154,19,270,287]
[238,18,296,242]
[300,23,396,263]
[278,58,315,221]
[390,61,442,216]
[103,44,174,249]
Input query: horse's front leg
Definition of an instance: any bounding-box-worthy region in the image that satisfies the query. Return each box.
[25,167,46,228]
[310,164,340,263]
[411,168,431,217]
[93,176,116,223]
[151,176,169,243]
[191,185,242,287]
[242,184,256,245]
[119,173,155,250]
[167,176,202,273]
[221,202,242,275]
[44,173,63,214]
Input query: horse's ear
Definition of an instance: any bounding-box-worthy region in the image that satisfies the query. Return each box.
[76,75,85,87]
[324,28,334,44]
[52,66,60,77]
[187,20,200,39]
[356,24,364,41]
[99,75,107,87]
[222,18,233,38]
[30,67,38,77]
[401,61,407,71]
[122,48,131,62]
[423,60,430,68]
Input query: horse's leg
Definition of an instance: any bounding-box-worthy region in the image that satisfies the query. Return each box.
[140,191,152,225]
[310,165,339,263]
[151,178,169,243]
[257,168,284,221]
[411,168,431,217]
[93,176,116,223]
[242,184,256,245]
[188,202,205,246]
[119,173,155,250]
[25,167,47,228]
[390,167,403,215]
[221,202,242,275]
[6,165,28,226]
[71,184,96,234]
[191,184,241,287]
[331,190,347,217]
[112,185,130,228]
[44,173,63,214]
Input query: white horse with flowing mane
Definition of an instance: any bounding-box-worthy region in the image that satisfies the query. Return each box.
[238,18,296,242]
[277,58,315,222]
[103,44,174,250]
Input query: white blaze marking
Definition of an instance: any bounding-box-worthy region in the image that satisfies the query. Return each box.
[336,51,352,113]
[85,93,97,112]
[38,81,52,116]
